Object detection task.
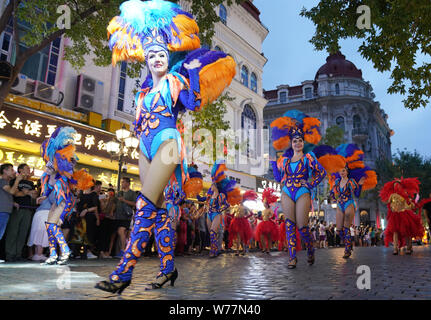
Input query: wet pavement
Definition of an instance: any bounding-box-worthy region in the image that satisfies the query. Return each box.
[1,245,431,300]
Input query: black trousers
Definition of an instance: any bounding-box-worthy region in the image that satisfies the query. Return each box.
[98,218,116,253]
[85,213,99,250]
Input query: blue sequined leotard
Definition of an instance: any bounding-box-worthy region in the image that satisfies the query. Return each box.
[330,178,362,213]
[134,72,202,187]
[272,151,326,202]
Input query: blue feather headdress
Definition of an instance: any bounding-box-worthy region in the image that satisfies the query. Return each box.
[107,0,200,65]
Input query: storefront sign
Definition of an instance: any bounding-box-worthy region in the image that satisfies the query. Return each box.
[255,176,281,196]
[0,104,138,164]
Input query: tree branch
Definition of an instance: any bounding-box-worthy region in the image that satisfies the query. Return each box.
[0,0,15,36]
[12,0,20,61]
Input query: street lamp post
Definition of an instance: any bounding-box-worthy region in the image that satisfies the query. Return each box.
[106,126,139,192]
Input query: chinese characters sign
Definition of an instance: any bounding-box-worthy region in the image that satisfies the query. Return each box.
[0,105,138,164]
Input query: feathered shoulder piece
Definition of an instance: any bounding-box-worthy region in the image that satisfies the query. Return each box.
[262,188,278,206]
[107,0,200,65]
[313,143,377,191]
[271,109,321,151]
[242,190,258,202]
[184,165,203,198]
[178,48,236,110]
[380,177,420,204]
[312,145,346,174]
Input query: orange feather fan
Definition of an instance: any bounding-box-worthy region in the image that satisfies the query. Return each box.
[317,154,346,174]
[198,56,236,108]
[362,170,377,191]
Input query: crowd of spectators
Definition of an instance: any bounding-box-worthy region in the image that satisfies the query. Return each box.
[0,161,138,262]
[1,161,430,263]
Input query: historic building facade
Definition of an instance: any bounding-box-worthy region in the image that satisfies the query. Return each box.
[263,52,393,226]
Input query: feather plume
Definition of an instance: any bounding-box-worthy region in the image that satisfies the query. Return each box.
[242,190,258,202]
[262,188,278,205]
[72,169,94,191]
[227,187,242,206]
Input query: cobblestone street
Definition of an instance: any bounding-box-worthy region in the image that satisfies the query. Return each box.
[1,246,431,300]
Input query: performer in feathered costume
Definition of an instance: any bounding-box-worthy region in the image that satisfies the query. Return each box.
[40,127,94,265]
[313,143,377,258]
[228,190,256,256]
[256,188,280,254]
[96,0,236,293]
[380,177,424,255]
[205,160,240,258]
[270,110,326,268]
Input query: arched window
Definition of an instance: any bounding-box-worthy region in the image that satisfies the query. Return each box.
[336,116,345,131]
[353,115,361,129]
[335,83,340,95]
[241,65,249,87]
[214,46,222,51]
[219,4,227,25]
[241,104,257,158]
[250,72,257,93]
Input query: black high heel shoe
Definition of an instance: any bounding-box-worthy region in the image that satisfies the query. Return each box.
[95,280,131,295]
[342,250,352,259]
[151,268,178,289]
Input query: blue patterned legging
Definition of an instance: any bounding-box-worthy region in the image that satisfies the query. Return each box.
[110,194,174,283]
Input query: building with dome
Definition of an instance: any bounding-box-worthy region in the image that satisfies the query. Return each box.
[263,52,393,226]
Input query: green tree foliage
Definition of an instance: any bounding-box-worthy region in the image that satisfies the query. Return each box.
[0,0,244,104]
[300,0,431,110]
[186,93,242,162]
[320,125,345,147]
[375,149,431,198]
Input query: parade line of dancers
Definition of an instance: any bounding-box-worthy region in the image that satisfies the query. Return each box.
[32,0,429,295]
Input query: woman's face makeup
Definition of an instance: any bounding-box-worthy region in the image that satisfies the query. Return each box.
[340,167,348,178]
[292,137,304,152]
[147,50,168,76]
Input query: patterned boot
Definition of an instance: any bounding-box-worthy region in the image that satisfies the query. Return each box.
[152,207,177,289]
[52,224,71,265]
[342,226,352,259]
[209,230,218,258]
[285,219,297,268]
[44,222,58,265]
[298,226,315,265]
